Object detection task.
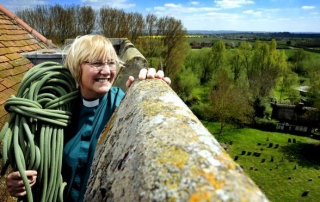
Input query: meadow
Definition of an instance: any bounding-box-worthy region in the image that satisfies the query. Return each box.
[203,121,320,202]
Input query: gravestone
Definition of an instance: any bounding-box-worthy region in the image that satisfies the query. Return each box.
[261,159,266,163]
[293,138,296,143]
[301,190,309,197]
[247,152,252,156]
[268,143,273,148]
[274,144,279,149]
[241,150,246,155]
[234,156,239,161]
[288,138,291,143]
[270,156,274,162]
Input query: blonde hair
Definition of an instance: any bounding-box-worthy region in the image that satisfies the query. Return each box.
[64,35,119,86]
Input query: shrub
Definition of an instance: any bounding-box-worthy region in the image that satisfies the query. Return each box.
[190,104,213,121]
[253,118,278,132]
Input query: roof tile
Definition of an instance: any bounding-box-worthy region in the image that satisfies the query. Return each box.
[6,52,22,60]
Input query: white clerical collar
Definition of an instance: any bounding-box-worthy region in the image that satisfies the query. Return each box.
[82,98,99,107]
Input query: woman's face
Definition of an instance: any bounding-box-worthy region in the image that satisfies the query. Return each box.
[79,59,116,99]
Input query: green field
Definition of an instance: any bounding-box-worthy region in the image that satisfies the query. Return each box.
[187,36,320,59]
[283,49,320,60]
[203,121,320,202]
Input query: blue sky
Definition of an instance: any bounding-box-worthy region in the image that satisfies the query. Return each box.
[2,0,320,32]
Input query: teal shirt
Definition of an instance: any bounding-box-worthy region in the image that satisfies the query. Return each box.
[62,87,124,202]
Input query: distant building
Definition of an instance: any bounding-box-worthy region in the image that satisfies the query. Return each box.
[271,103,319,134]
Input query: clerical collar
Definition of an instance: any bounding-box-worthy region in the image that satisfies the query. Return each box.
[82,98,99,107]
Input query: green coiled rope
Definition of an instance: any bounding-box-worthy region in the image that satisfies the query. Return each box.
[0,61,79,202]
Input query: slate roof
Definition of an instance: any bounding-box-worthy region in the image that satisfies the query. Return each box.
[0,6,49,129]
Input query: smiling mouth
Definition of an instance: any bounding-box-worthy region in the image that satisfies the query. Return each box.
[95,78,110,82]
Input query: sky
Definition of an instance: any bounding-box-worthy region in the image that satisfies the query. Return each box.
[2,0,320,32]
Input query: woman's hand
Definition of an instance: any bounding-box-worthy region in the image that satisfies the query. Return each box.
[6,170,37,197]
[126,68,171,88]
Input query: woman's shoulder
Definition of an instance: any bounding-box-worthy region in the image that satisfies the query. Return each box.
[109,86,125,98]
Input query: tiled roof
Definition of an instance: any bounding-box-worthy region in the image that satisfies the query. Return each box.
[0,9,48,129]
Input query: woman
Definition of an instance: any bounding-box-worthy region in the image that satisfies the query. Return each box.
[6,35,171,201]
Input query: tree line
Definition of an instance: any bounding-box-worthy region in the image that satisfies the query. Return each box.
[174,40,320,134]
[16,5,187,78]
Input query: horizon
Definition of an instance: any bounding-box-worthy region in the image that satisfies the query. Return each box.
[186,30,320,34]
[1,0,320,33]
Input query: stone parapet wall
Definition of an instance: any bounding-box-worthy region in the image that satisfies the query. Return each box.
[84,77,269,201]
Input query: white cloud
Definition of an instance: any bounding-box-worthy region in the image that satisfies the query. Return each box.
[190,1,200,5]
[243,9,262,17]
[82,0,99,2]
[164,3,182,8]
[275,18,290,21]
[154,4,220,14]
[311,12,318,15]
[243,9,254,14]
[264,8,281,12]
[301,6,315,10]
[80,0,135,9]
[214,0,254,9]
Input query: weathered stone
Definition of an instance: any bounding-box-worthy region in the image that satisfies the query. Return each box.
[84,79,269,202]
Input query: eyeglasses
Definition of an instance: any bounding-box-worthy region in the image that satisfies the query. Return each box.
[83,61,116,71]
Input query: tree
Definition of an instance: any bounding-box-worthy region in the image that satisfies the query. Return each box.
[198,48,214,84]
[74,6,96,35]
[128,12,144,44]
[307,70,320,107]
[50,5,76,44]
[288,48,311,75]
[16,6,54,40]
[99,7,122,38]
[99,8,143,43]
[17,5,97,44]
[209,70,254,136]
[248,40,286,117]
[238,41,252,77]
[135,14,163,61]
[279,70,300,104]
[156,16,187,78]
[228,49,244,82]
[211,40,226,71]
[172,67,200,104]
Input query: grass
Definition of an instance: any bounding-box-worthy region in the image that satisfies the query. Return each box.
[283,49,320,60]
[202,121,320,202]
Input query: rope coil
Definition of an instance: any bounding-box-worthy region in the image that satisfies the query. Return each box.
[0,61,79,202]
